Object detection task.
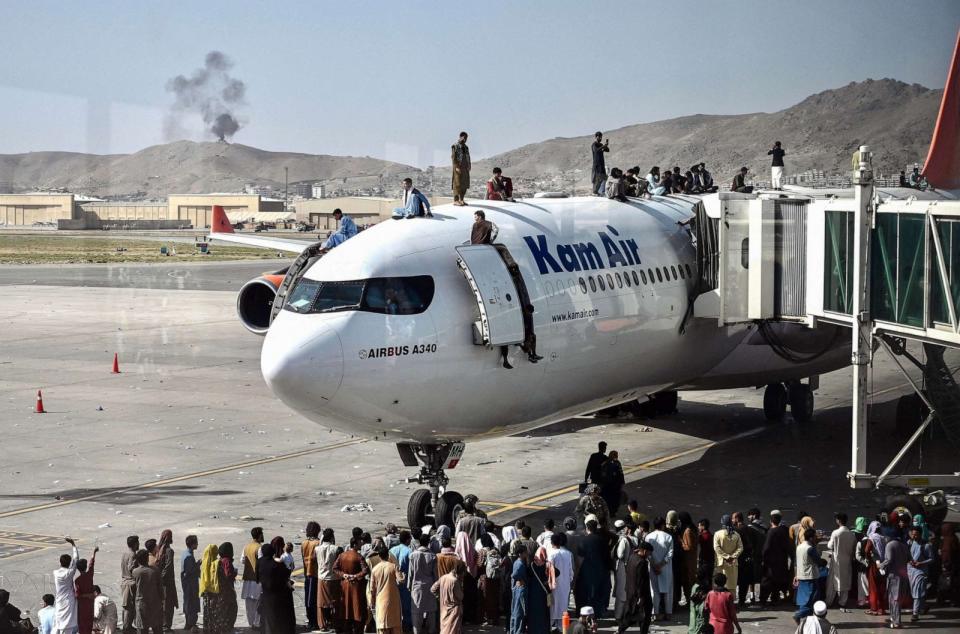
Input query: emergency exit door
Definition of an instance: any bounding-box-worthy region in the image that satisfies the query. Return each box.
[455,244,525,346]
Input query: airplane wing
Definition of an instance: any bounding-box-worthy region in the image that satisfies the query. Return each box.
[208,204,316,254]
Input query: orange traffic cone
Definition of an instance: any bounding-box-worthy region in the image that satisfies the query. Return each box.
[35,389,45,414]
[111,353,120,374]
[562,611,571,634]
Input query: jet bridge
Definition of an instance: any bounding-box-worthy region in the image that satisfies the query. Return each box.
[691,146,960,512]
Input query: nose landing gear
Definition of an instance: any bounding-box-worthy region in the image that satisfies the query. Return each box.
[397,442,466,529]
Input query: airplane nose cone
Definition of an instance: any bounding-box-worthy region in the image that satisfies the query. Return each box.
[261,317,343,409]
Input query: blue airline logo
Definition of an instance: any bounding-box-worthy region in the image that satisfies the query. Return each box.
[522,225,641,274]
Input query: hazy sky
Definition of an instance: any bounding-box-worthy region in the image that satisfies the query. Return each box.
[1,0,957,167]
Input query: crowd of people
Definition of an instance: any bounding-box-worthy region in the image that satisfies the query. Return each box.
[591,132,788,201]
[2,448,957,634]
[899,167,931,191]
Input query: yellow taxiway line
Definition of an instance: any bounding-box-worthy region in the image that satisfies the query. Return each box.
[0,438,367,519]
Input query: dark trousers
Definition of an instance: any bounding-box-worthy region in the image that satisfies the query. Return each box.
[183,605,199,630]
[161,588,176,630]
[304,576,319,628]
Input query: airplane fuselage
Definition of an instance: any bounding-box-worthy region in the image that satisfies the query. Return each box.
[260,196,848,443]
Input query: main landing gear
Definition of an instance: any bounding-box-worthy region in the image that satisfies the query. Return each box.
[397,442,466,530]
[763,380,815,423]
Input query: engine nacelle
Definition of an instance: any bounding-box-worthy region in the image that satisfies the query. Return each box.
[237,272,287,335]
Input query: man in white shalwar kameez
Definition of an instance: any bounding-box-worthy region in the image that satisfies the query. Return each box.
[825,513,857,611]
[53,538,79,634]
[546,533,574,631]
[646,518,675,620]
[612,521,638,622]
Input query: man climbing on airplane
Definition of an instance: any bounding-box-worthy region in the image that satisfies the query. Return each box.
[393,178,432,219]
[319,209,357,252]
[731,167,753,193]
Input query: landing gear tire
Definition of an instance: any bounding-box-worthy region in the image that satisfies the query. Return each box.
[653,391,678,416]
[885,493,924,519]
[433,491,464,529]
[763,383,787,422]
[789,384,814,423]
[407,489,433,530]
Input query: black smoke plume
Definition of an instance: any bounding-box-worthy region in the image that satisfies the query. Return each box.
[165,51,246,142]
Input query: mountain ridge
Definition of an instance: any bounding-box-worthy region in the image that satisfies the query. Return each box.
[0,78,942,196]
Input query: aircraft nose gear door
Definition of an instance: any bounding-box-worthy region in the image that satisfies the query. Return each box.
[456,244,526,345]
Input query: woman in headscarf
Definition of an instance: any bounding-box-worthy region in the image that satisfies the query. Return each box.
[678,512,698,607]
[201,543,237,634]
[853,517,870,608]
[911,514,931,542]
[501,525,519,552]
[863,521,888,616]
[713,515,743,593]
[454,531,479,624]
[258,543,295,634]
[527,547,553,634]
[155,530,178,631]
[476,533,502,626]
[431,525,452,555]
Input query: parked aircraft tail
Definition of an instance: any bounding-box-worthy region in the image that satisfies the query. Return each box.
[922,28,960,190]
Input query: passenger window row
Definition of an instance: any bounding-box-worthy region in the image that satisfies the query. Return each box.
[544,262,694,298]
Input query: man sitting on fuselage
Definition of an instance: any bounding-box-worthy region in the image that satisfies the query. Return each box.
[320,209,357,252]
[393,178,432,219]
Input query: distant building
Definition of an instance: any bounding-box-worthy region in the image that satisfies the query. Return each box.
[311,183,326,199]
[293,182,313,199]
[0,192,284,229]
[244,183,274,195]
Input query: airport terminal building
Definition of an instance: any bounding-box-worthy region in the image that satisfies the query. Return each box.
[0,192,454,230]
[0,193,285,229]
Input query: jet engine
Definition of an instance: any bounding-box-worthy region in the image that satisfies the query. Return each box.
[237,271,287,335]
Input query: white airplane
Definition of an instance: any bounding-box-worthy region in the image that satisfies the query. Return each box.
[209,194,850,528]
[207,31,960,528]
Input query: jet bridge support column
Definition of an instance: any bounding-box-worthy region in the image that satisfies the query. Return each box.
[849,146,875,489]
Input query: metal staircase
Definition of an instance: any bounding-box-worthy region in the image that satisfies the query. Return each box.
[923,342,960,447]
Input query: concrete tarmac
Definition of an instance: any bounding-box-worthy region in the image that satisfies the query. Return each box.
[0,260,293,291]
[0,272,957,633]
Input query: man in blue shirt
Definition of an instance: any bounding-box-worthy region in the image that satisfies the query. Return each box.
[37,594,55,634]
[389,531,414,631]
[510,545,530,634]
[907,526,935,622]
[321,208,358,251]
[393,178,432,219]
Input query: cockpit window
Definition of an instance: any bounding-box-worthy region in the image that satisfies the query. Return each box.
[285,279,321,313]
[283,275,434,315]
[315,281,364,312]
[362,276,434,314]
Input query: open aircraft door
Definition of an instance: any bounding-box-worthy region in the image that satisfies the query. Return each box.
[455,244,526,346]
